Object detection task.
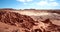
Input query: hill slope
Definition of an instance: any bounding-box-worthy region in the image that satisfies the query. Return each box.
[0,10,60,32]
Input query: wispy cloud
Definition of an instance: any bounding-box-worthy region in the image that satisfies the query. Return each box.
[37,1,48,6]
[17,0,33,2]
[42,0,55,1]
[16,0,33,4]
[16,0,59,6]
[36,0,59,6]
[49,0,55,1]
[16,0,60,9]
[49,2,59,6]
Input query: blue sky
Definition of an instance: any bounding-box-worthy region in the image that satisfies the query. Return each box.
[0,0,60,9]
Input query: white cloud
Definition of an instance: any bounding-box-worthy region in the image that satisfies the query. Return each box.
[37,1,48,6]
[41,0,55,1]
[49,2,59,6]
[49,0,55,1]
[17,0,33,2]
[37,0,59,6]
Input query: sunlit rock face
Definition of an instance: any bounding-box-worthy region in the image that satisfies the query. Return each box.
[0,10,60,32]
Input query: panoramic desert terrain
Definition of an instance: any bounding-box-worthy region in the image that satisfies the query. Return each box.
[0,9,60,32]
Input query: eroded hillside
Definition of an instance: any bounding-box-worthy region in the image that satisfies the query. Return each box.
[0,9,60,32]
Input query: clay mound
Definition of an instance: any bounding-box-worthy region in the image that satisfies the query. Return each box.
[0,11,36,29]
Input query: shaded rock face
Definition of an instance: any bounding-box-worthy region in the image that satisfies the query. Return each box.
[0,11,60,32]
[41,19,51,23]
